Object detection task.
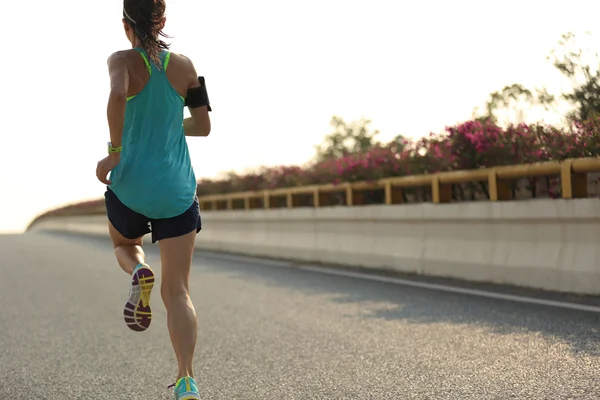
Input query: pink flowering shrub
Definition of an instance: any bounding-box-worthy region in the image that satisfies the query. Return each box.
[192,117,600,197]
[443,120,542,168]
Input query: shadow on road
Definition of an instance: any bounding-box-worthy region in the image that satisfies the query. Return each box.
[35,231,600,358]
[196,253,600,358]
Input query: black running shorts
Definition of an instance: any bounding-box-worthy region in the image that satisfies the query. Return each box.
[104,187,202,243]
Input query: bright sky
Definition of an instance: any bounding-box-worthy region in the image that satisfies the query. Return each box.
[1,0,599,233]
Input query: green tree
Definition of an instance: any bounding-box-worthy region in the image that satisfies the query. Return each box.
[548,31,600,121]
[472,83,549,125]
[473,31,600,124]
[314,116,381,162]
[389,134,409,152]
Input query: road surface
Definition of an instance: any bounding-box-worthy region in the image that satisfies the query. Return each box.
[1,232,599,399]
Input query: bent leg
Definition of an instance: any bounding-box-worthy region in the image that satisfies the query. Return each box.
[105,188,151,274]
[104,188,155,331]
[108,221,146,275]
[159,229,198,380]
[109,221,156,332]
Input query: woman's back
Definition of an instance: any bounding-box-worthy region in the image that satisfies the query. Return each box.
[109,48,197,219]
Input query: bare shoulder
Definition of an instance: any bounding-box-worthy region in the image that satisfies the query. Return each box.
[107,49,138,67]
[170,52,193,65]
[169,52,198,72]
[167,52,199,87]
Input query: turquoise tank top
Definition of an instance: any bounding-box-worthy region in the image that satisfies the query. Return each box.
[109,48,197,219]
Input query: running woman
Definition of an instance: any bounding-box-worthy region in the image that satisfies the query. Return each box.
[95,1,211,398]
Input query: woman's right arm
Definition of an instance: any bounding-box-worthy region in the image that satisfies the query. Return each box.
[182,57,211,137]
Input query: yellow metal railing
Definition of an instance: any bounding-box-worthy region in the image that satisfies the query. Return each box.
[197,157,600,211]
[25,156,600,231]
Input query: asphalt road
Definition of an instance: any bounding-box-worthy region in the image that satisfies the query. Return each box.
[1,232,599,399]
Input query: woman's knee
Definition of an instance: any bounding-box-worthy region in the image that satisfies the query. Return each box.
[161,279,189,306]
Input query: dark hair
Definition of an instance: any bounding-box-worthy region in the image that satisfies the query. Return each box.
[123,0,171,68]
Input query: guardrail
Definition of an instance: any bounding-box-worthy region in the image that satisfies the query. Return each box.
[196,157,600,211]
[27,157,600,229]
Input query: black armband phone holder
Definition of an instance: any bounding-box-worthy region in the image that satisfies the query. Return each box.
[185,76,212,111]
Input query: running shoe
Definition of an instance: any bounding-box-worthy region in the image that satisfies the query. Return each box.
[169,376,201,400]
[123,263,154,332]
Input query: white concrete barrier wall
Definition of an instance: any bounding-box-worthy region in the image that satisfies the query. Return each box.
[29,198,600,296]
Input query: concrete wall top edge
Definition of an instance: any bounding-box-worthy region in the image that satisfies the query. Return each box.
[198,198,600,222]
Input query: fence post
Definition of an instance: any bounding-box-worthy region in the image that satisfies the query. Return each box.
[432,175,452,204]
[385,181,392,205]
[561,159,588,199]
[345,185,353,206]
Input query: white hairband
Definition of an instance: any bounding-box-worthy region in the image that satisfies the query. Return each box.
[123,9,136,24]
